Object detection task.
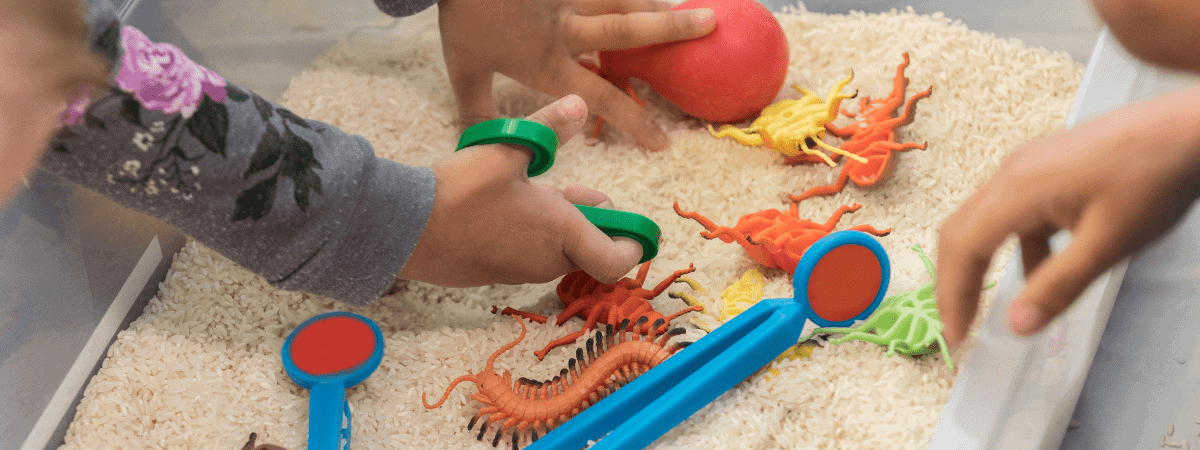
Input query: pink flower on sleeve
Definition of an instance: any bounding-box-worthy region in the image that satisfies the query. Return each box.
[114,26,226,117]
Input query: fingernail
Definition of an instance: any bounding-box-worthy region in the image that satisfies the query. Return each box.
[561,95,587,122]
[1009,302,1044,336]
[692,8,715,27]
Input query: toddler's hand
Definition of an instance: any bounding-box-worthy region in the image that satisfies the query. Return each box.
[936,84,1200,345]
[437,0,716,151]
[398,94,644,287]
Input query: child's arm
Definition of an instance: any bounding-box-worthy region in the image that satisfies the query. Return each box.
[41,1,643,306]
[41,5,435,306]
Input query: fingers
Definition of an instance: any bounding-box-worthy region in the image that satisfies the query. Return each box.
[555,61,669,150]
[1018,226,1055,278]
[563,8,715,52]
[935,225,994,346]
[453,95,588,180]
[562,209,644,284]
[566,0,667,15]
[562,183,616,209]
[526,94,590,145]
[559,183,636,280]
[1008,211,1123,336]
[936,184,1033,345]
[445,64,498,130]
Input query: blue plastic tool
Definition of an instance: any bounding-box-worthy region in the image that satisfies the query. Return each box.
[282,311,384,450]
[525,230,890,449]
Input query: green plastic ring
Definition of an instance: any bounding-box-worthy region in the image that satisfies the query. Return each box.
[454,118,662,263]
[456,118,557,177]
[576,205,661,264]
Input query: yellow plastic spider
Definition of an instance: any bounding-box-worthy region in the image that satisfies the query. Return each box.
[709,71,867,167]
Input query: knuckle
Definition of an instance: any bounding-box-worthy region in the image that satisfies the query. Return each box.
[601,17,635,46]
[591,85,625,116]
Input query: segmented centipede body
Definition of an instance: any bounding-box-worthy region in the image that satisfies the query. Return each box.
[422,316,691,449]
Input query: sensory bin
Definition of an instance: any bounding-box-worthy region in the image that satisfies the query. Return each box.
[60,4,1083,449]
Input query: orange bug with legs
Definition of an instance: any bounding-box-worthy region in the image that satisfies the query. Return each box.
[495,260,702,360]
[422,316,692,449]
[673,200,890,273]
[786,53,933,200]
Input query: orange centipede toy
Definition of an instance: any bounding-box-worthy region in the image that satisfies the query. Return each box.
[422,316,692,449]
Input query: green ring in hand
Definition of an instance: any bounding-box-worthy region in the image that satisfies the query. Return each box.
[575,205,661,264]
[456,118,557,177]
[454,117,661,264]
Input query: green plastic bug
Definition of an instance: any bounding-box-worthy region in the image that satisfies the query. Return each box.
[811,243,955,370]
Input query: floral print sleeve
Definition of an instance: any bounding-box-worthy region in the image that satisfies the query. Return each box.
[41,11,436,306]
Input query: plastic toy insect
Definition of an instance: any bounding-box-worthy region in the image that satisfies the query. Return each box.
[709,71,865,166]
[526,230,891,450]
[669,269,815,379]
[787,53,933,200]
[672,199,890,273]
[669,268,765,332]
[495,260,703,360]
[422,316,692,449]
[811,243,954,370]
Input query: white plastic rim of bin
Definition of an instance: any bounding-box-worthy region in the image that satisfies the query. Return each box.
[927,28,1143,450]
[18,236,164,450]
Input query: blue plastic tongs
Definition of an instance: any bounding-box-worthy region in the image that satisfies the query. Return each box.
[526,230,891,449]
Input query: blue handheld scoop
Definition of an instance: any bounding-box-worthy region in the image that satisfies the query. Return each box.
[282,311,384,450]
[526,230,891,449]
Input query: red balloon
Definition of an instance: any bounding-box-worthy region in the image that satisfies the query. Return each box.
[598,0,790,123]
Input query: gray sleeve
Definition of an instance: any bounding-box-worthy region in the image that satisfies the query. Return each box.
[372,0,440,17]
[41,9,435,306]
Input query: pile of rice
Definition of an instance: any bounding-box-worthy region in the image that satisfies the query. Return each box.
[60,4,1082,449]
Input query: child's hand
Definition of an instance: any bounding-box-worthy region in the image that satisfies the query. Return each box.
[936,84,1200,345]
[398,94,644,287]
[437,0,716,151]
[0,8,104,204]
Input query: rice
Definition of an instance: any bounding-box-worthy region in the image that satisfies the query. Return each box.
[59,4,1082,449]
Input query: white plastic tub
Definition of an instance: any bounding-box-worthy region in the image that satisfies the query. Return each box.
[12,1,1193,449]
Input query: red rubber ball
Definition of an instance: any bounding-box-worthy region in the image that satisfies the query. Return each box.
[599,0,790,123]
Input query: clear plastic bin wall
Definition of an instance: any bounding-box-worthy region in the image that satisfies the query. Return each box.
[3,1,1110,450]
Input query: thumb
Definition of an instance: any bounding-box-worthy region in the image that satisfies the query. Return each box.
[525,94,589,149]
[457,95,589,177]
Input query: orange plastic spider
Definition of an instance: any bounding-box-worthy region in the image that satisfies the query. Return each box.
[786,53,932,201]
[673,200,890,273]
[495,260,702,360]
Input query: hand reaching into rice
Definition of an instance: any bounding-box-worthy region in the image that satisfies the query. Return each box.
[937,84,1200,345]
[398,94,645,288]
[434,0,716,151]
[937,0,1200,346]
